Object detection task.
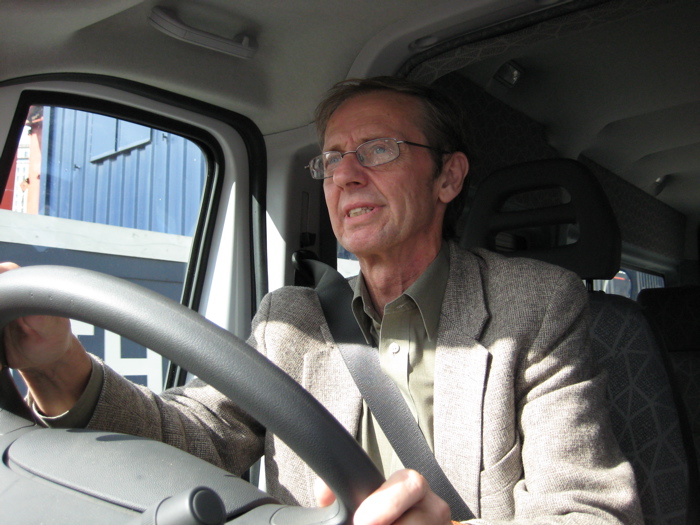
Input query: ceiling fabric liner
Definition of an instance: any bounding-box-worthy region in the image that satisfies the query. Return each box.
[401,0,673,85]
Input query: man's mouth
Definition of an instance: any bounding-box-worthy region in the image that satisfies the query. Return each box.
[348,207,374,218]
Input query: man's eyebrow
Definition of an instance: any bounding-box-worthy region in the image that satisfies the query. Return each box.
[323,136,391,152]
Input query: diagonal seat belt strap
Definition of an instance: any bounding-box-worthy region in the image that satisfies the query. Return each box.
[337,342,474,522]
[303,259,475,522]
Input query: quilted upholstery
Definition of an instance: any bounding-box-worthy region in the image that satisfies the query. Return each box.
[588,293,690,524]
[670,352,700,461]
[637,286,700,479]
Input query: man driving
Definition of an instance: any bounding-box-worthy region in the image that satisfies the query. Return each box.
[0,76,642,524]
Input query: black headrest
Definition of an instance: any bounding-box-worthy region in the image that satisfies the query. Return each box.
[459,159,621,280]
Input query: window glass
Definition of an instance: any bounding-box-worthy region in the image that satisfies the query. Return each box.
[1,105,208,395]
[593,268,664,300]
[337,244,360,277]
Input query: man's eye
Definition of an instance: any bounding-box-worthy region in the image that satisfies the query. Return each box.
[371,146,387,155]
[324,155,341,166]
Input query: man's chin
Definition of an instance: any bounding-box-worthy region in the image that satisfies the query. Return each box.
[340,238,387,262]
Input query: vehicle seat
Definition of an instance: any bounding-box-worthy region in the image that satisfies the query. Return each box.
[459,158,697,524]
[637,285,700,481]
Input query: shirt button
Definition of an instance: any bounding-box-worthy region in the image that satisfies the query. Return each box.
[389,342,401,354]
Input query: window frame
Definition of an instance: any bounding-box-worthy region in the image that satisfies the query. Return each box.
[0,75,268,390]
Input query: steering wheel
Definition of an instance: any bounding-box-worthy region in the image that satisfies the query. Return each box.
[0,265,384,524]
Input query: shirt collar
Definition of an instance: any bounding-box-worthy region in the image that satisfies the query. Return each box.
[351,242,450,344]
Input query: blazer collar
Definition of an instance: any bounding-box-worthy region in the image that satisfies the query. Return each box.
[442,242,490,341]
[432,243,491,516]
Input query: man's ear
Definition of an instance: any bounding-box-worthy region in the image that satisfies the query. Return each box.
[437,152,469,204]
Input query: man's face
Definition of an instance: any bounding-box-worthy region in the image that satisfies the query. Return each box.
[322,91,449,263]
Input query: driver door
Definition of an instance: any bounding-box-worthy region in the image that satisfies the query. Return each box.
[0,78,263,394]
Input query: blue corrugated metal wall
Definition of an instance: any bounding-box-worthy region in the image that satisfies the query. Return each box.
[12,106,208,394]
[40,107,206,236]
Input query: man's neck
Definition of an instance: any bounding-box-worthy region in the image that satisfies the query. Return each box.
[359,242,444,316]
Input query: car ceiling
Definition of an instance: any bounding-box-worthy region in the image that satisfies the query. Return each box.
[451,0,700,226]
[0,0,698,253]
[0,0,549,132]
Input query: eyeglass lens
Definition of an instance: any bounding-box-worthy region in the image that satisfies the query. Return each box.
[314,138,401,179]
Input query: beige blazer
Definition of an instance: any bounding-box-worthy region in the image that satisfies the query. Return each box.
[89,244,642,524]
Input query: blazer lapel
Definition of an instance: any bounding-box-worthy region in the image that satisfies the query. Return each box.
[434,245,491,517]
[298,329,363,504]
[302,340,363,438]
[302,274,364,439]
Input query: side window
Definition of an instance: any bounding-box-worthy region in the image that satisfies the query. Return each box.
[593,268,665,300]
[337,244,360,277]
[1,105,208,394]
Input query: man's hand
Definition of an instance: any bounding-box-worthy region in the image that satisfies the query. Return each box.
[1,262,92,416]
[315,469,453,525]
[1,262,74,371]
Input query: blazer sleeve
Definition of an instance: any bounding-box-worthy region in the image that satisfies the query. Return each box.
[87,362,265,476]
[84,302,275,476]
[488,270,642,524]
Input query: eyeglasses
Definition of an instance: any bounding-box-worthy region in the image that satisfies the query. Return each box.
[306,138,448,180]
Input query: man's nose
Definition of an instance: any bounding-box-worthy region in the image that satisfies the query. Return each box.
[329,153,367,187]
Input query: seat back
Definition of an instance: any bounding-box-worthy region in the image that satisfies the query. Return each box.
[459,158,621,279]
[587,293,693,524]
[460,159,694,524]
[637,286,700,488]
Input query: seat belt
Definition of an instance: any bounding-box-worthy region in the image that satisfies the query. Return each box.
[302,258,475,522]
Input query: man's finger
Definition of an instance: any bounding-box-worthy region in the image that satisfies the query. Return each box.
[314,477,336,507]
[353,469,451,525]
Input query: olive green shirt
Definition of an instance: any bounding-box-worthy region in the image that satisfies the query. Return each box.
[352,243,450,477]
